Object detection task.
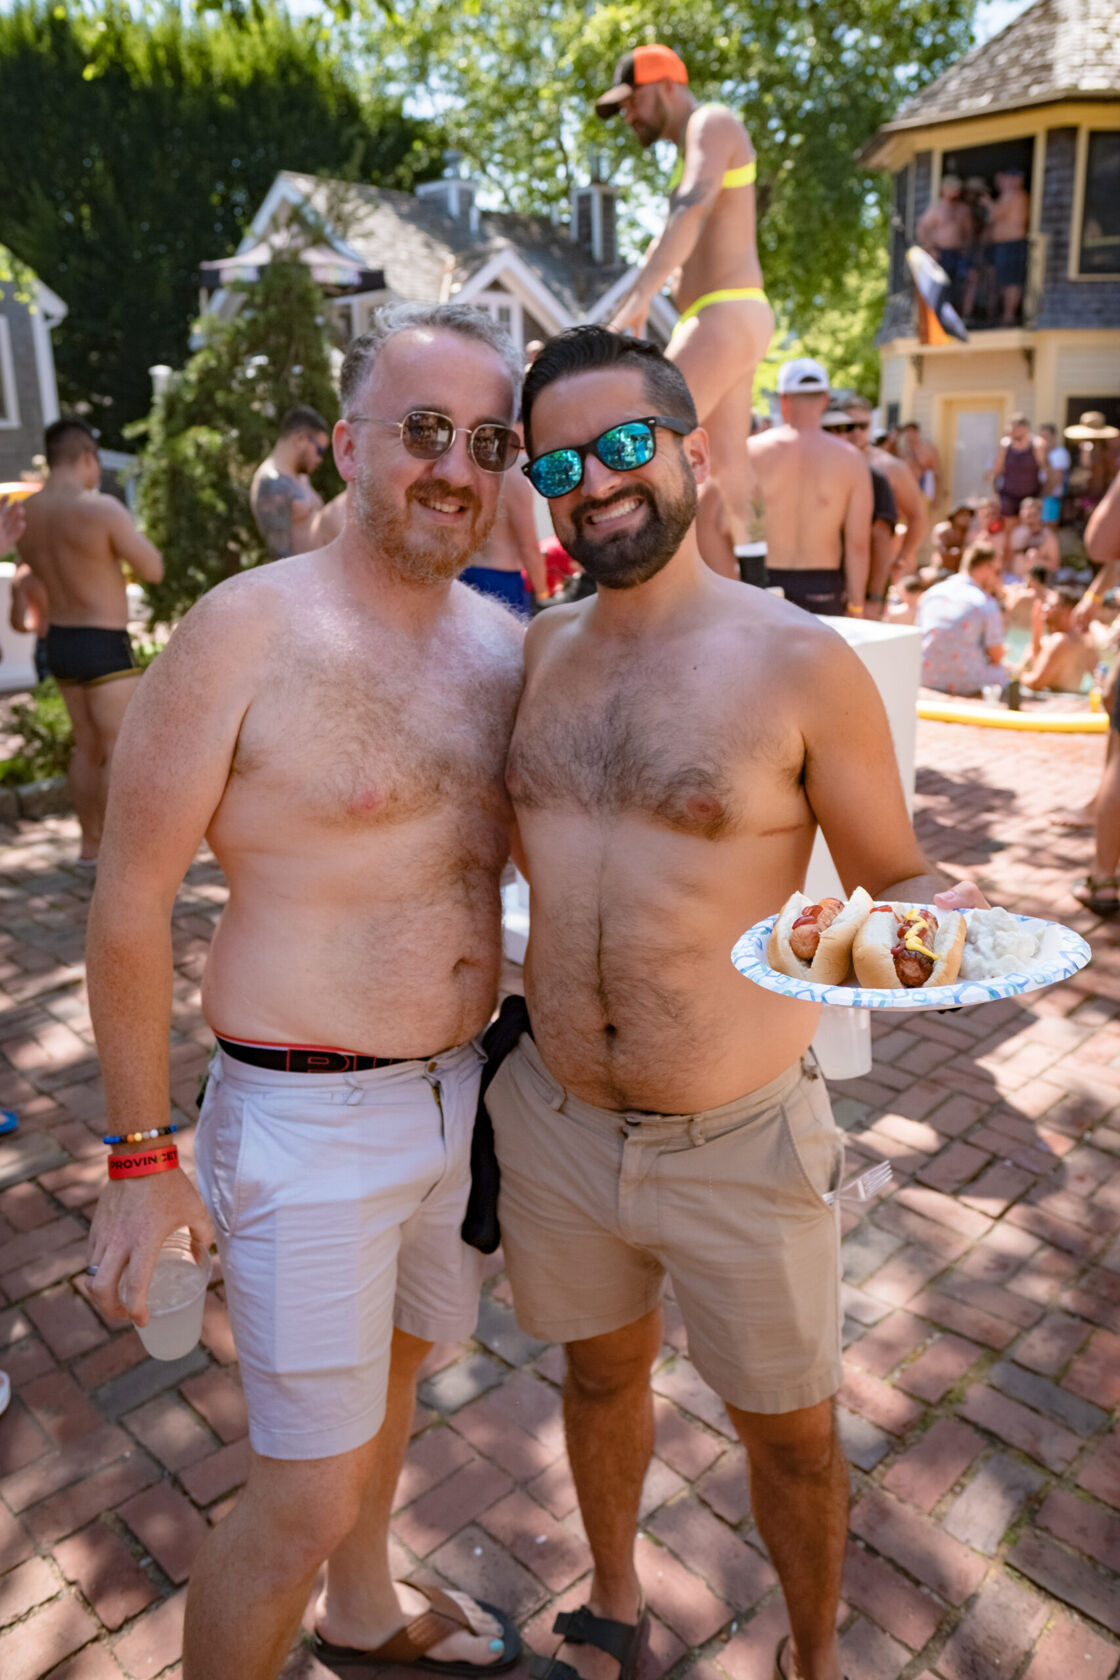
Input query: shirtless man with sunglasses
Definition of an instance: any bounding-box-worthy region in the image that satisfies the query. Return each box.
[83,303,526,1680]
[495,326,982,1680]
[596,44,772,580]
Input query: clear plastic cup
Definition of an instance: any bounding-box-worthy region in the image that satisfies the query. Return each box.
[135,1232,212,1361]
[982,684,1003,705]
[811,1005,873,1079]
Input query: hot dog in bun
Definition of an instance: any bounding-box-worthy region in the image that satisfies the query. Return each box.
[852,902,966,989]
[768,887,874,983]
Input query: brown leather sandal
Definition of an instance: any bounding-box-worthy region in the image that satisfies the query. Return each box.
[312,1583,521,1675]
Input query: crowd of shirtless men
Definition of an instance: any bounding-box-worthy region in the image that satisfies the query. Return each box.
[3,40,1096,1680]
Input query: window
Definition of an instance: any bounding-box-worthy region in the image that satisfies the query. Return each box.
[474,289,523,346]
[1079,132,1120,276]
[0,316,19,428]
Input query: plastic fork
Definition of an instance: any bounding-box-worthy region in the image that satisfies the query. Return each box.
[823,1160,893,1207]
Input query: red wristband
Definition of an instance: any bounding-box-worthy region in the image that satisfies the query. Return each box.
[108,1145,179,1180]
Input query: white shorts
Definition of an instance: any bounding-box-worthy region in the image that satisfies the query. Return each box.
[194,1042,486,1461]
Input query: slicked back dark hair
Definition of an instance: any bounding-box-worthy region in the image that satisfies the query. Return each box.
[44,416,97,468]
[279,405,330,439]
[521,326,698,456]
[964,541,999,574]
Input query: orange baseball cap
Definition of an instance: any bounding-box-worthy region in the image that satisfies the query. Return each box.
[594,45,689,117]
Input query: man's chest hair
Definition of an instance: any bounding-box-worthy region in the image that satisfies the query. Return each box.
[508,666,796,840]
[232,634,521,825]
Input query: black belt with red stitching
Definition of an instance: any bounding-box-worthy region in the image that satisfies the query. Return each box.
[214,1034,414,1075]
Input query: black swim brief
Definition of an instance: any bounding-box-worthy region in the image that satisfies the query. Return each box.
[766,568,847,616]
[45,626,138,687]
[871,467,897,530]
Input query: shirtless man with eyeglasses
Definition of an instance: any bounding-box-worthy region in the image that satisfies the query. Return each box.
[84,303,526,1680]
[596,43,772,580]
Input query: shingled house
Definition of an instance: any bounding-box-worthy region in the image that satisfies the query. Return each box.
[0,254,65,483]
[207,164,679,355]
[861,0,1119,505]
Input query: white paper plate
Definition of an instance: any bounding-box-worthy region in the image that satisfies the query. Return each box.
[731,908,1091,1011]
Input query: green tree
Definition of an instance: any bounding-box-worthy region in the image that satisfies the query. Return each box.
[0,1,441,448]
[134,252,338,623]
[358,0,974,331]
[755,249,890,409]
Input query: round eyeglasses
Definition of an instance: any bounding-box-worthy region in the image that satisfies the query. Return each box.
[523,417,694,499]
[349,410,521,474]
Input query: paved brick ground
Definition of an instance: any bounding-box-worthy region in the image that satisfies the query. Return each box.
[1,718,1119,1680]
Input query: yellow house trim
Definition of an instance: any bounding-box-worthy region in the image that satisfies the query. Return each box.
[870,99,1120,170]
[878,329,1033,357]
[879,325,1120,358]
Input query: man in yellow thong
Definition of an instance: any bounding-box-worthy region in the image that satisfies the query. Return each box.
[598,44,773,578]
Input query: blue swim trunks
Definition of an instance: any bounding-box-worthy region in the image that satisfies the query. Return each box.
[460,566,531,617]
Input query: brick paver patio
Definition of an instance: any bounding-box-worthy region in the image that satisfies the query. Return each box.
[1,717,1119,1680]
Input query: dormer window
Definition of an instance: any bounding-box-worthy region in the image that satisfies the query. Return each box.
[1077,131,1120,277]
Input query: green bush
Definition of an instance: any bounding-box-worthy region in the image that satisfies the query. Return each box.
[133,254,340,624]
[0,679,73,784]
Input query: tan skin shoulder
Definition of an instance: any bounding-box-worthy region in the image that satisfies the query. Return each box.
[683,103,751,172]
[522,596,583,674]
[140,569,281,712]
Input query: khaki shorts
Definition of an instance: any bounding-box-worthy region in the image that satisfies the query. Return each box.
[194,1042,485,1460]
[488,1036,844,1414]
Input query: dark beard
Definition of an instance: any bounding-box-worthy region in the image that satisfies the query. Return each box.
[350,465,488,584]
[564,475,697,590]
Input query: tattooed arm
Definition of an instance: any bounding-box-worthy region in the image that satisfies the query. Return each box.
[250,467,307,560]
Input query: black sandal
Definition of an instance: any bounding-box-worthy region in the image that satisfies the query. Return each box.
[530,1603,648,1680]
[1073,873,1120,915]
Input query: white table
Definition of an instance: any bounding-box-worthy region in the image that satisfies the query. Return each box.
[0,562,38,693]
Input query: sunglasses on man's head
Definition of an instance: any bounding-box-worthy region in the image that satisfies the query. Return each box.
[523,417,694,499]
[348,409,521,473]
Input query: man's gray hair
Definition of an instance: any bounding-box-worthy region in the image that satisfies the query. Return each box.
[339,302,522,415]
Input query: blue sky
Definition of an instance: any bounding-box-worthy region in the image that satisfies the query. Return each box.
[974,0,1035,42]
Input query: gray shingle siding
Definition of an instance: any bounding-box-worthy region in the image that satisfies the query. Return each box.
[0,290,46,482]
[875,290,916,346]
[913,153,933,229]
[1036,126,1120,328]
[890,168,910,293]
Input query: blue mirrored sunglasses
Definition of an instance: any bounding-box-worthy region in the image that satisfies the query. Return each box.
[523,416,693,499]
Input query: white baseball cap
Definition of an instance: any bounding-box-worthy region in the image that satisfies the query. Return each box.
[777,357,830,395]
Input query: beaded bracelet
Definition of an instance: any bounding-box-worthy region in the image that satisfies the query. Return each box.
[102,1124,180,1147]
[108,1145,179,1181]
